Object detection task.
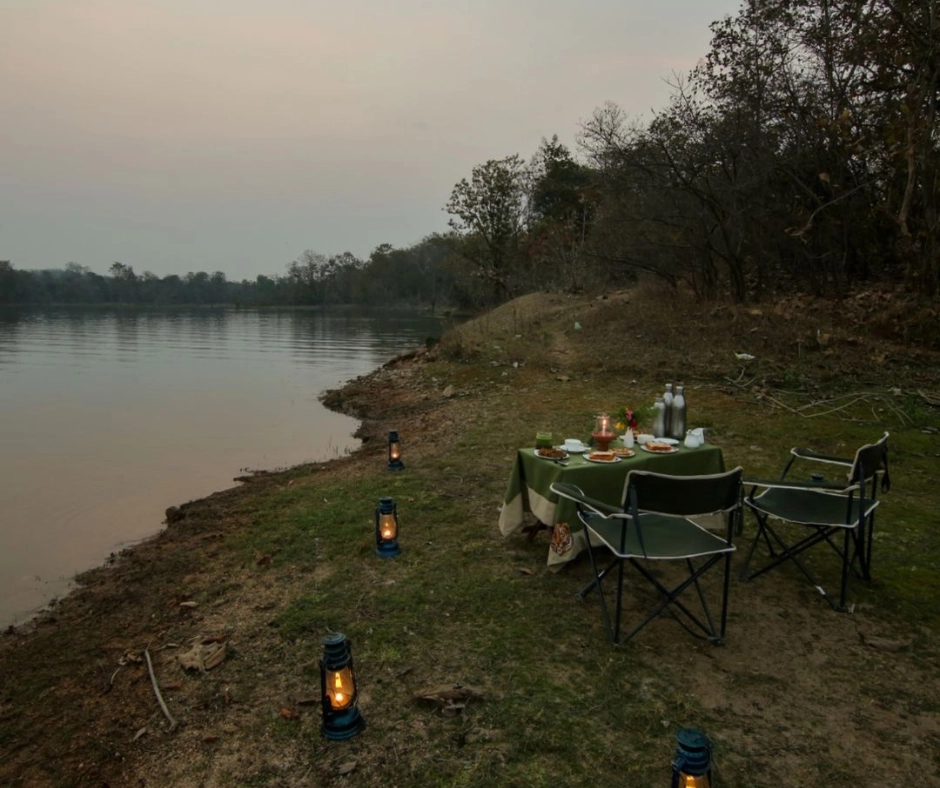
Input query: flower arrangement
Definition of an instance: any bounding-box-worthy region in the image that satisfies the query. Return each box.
[614,406,639,434]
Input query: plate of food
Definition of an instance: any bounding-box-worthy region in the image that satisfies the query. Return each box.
[535,447,569,460]
[610,447,636,458]
[641,441,679,454]
[585,451,621,463]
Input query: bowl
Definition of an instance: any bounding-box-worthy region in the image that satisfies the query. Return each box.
[636,433,655,445]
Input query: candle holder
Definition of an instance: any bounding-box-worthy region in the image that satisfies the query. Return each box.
[591,412,615,452]
[375,497,401,558]
[671,728,712,787]
[320,633,365,741]
[387,430,404,471]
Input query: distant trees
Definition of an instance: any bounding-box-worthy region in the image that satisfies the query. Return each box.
[0,261,18,302]
[0,234,460,309]
[443,0,939,304]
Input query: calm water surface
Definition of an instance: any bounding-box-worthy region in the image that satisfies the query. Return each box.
[0,307,446,626]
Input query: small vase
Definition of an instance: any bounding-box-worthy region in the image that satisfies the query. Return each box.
[624,429,635,448]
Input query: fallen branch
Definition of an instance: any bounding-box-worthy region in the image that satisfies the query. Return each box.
[721,379,914,425]
[762,392,802,415]
[802,395,868,419]
[918,389,940,407]
[144,647,178,732]
[794,392,885,412]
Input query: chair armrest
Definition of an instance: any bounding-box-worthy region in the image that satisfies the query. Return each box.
[790,447,854,466]
[743,477,858,494]
[550,482,624,518]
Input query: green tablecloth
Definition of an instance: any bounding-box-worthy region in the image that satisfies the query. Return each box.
[499,443,725,566]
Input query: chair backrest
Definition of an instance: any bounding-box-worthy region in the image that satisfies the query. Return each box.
[850,432,890,493]
[624,467,744,517]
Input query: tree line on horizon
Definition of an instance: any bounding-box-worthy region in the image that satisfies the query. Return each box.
[2,0,937,308]
[0,240,462,310]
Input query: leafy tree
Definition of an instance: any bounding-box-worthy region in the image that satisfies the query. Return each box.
[578,0,940,299]
[445,155,527,303]
[525,136,599,291]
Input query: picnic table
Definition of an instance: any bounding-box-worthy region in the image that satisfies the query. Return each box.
[499,442,726,566]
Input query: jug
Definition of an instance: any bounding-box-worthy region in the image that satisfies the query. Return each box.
[683,431,700,449]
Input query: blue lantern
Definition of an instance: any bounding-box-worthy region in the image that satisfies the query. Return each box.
[387,430,404,471]
[320,633,365,741]
[375,497,401,557]
[671,728,712,787]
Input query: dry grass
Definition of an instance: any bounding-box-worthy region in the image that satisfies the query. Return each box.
[1,288,939,787]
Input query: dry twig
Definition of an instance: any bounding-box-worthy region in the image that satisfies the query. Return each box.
[918,389,940,407]
[722,378,913,425]
[144,647,178,732]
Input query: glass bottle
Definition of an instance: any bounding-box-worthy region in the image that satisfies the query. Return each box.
[652,397,667,438]
[671,385,687,440]
[663,383,674,437]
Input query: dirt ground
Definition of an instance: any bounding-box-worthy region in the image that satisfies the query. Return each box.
[1,288,939,787]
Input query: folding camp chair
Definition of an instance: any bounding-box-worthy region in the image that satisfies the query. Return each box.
[551,468,743,645]
[739,432,890,611]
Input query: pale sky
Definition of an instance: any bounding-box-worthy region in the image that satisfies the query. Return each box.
[1,0,742,281]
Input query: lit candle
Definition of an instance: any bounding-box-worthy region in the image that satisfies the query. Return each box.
[379,513,396,540]
[325,664,356,710]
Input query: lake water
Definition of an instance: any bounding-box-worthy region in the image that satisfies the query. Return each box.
[0,306,447,627]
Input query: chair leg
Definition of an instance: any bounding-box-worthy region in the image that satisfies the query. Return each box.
[741,516,843,610]
[837,528,851,611]
[688,559,718,636]
[719,550,732,642]
[865,510,875,579]
[740,509,781,580]
[580,542,618,643]
[738,512,766,581]
[614,557,626,643]
[618,556,727,643]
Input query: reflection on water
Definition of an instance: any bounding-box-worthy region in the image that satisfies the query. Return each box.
[0,306,448,627]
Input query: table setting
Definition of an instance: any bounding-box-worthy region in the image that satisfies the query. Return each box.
[498,394,725,566]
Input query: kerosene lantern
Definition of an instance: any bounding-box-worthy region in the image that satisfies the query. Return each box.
[320,633,365,741]
[671,728,712,787]
[387,430,404,471]
[375,496,401,557]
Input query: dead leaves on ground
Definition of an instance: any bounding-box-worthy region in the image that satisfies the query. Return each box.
[178,636,228,672]
[413,683,486,716]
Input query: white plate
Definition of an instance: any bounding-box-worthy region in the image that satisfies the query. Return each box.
[535,448,569,460]
[585,454,622,463]
[657,438,680,445]
[640,444,679,454]
[557,444,587,454]
[610,448,636,458]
